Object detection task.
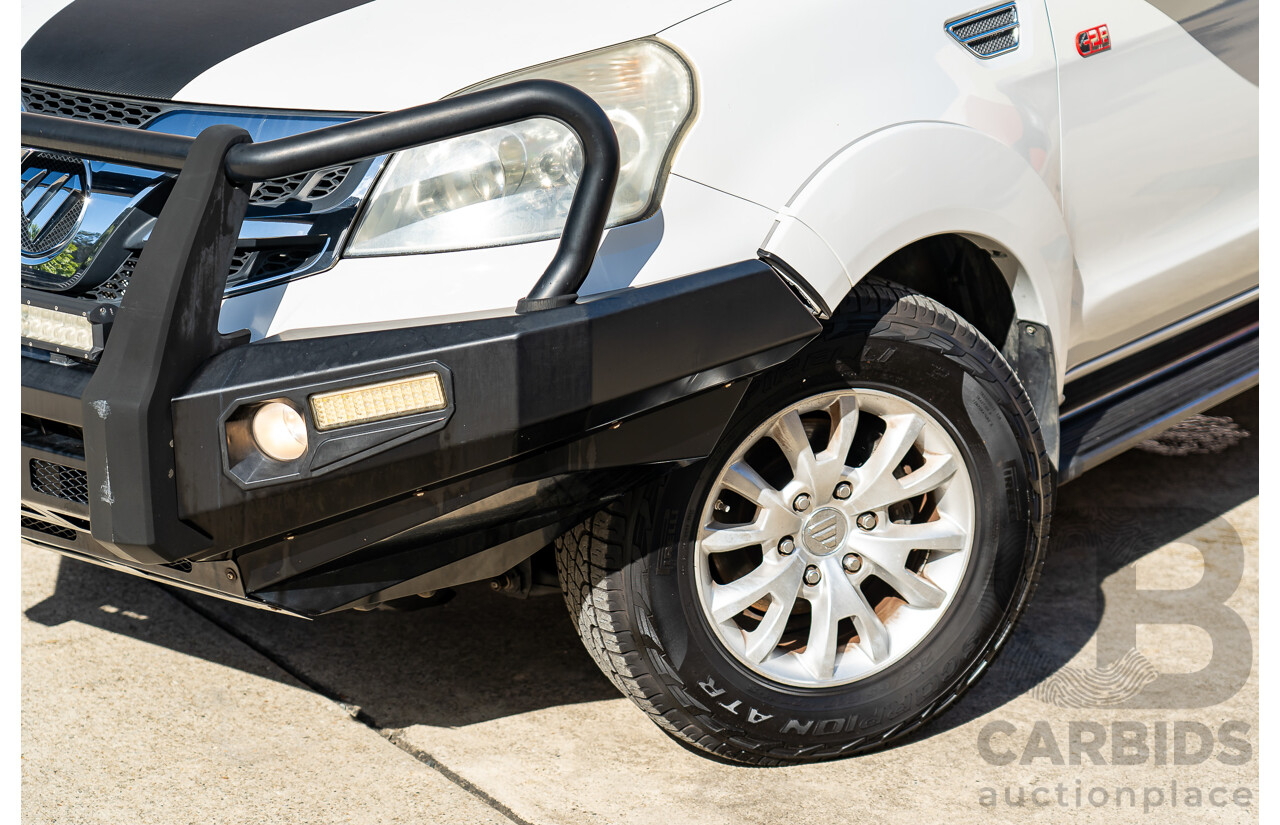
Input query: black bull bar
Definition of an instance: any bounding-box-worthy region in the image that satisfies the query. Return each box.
[20,81,820,611]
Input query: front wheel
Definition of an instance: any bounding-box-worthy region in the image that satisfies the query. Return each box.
[555,282,1053,764]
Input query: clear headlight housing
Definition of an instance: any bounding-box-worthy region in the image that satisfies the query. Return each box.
[346,39,695,256]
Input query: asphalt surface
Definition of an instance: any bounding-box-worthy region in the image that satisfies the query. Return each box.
[22,389,1259,824]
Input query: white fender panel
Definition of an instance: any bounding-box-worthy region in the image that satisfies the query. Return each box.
[760,216,851,312]
[661,0,1062,212]
[762,121,1073,389]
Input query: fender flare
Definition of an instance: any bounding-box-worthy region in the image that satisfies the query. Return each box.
[760,120,1075,397]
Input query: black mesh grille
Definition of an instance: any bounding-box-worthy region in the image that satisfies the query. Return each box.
[84,254,137,302]
[970,31,1019,55]
[227,249,255,278]
[250,166,353,205]
[305,166,352,199]
[21,516,78,541]
[24,85,349,206]
[89,246,319,303]
[225,246,321,289]
[21,85,168,128]
[22,152,85,180]
[254,248,321,281]
[29,459,90,505]
[251,173,310,205]
[952,8,1016,40]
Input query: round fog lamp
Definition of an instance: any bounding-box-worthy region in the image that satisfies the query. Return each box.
[251,402,309,462]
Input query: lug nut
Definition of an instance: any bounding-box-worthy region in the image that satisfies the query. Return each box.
[778,536,796,556]
[834,481,852,500]
[803,565,821,586]
[856,512,878,531]
[843,554,863,574]
[793,493,812,512]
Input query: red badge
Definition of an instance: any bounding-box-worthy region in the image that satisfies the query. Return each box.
[1076,25,1111,57]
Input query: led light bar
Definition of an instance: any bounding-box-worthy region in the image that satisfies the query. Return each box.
[21,303,96,354]
[310,372,446,431]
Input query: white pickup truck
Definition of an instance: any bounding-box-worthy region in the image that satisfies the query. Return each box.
[20,0,1257,764]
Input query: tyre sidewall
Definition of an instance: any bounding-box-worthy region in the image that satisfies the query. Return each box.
[627,309,1038,757]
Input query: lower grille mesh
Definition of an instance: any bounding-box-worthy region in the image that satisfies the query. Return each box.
[84,253,136,302]
[21,516,78,541]
[29,459,90,505]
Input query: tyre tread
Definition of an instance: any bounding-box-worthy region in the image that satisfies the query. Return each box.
[555,281,1054,765]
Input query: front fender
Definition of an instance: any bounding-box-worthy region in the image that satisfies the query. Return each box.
[761,121,1075,395]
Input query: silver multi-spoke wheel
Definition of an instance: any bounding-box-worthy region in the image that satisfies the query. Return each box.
[556,284,1050,764]
[694,388,976,687]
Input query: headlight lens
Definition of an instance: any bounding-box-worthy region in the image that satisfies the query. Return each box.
[346,39,695,256]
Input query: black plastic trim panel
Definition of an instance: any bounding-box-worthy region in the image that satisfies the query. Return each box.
[1061,301,1258,417]
[1059,302,1258,482]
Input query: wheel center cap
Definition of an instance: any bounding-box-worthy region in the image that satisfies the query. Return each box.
[801,507,848,555]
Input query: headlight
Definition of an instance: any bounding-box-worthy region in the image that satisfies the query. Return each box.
[346,39,695,256]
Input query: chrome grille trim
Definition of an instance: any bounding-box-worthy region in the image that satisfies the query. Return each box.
[20,87,385,300]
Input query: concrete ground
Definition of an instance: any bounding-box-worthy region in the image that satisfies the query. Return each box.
[23,390,1258,824]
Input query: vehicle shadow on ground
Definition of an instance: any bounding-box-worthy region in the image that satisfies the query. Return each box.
[25,558,621,727]
[24,390,1257,737]
[899,387,1258,743]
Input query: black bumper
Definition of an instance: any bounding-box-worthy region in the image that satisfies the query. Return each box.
[20,87,822,615]
[23,262,820,614]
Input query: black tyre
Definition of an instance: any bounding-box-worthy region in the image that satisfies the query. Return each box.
[555,282,1053,764]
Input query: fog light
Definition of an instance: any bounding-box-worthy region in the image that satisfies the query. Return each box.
[310,372,446,431]
[21,304,95,352]
[251,402,309,462]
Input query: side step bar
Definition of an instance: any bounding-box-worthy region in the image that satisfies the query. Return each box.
[1058,306,1258,483]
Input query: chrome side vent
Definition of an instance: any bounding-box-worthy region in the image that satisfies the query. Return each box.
[946,2,1019,59]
